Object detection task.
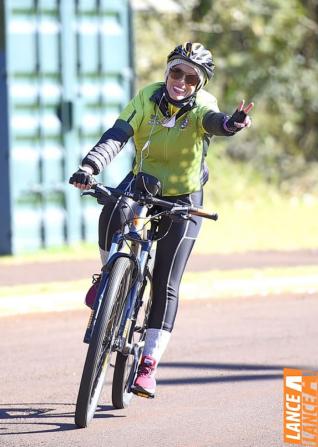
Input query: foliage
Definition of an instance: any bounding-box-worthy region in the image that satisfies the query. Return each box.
[196,151,318,254]
[133,0,318,187]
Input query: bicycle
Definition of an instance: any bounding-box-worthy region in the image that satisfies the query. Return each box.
[74,172,218,428]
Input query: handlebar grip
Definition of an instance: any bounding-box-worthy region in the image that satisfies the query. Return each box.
[190,208,218,221]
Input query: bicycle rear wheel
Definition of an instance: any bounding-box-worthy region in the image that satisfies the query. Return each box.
[111,271,153,409]
[75,257,133,428]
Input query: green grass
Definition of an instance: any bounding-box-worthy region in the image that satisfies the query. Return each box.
[0,265,317,299]
[0,279,89,298]
[196,153,318,254]
[196,196,318,254]
[0,243,97,265]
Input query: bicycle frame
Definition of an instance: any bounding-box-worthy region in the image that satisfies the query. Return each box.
[83,200,156,353]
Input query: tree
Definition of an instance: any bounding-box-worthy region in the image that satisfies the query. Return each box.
[133,0,318,186]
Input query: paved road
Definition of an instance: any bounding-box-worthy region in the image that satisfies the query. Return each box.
[1,292,317,447]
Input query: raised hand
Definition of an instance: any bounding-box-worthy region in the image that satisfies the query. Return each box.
[224,100,254,132]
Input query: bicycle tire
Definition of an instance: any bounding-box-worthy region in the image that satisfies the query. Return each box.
[75,257,133,428]
[111,272,153,409]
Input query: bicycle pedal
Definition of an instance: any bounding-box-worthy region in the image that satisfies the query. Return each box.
[131,387,155,399]
[83,332,91,344]
[83,309,95,343]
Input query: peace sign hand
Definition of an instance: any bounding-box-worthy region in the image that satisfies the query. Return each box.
[224,100,254,133]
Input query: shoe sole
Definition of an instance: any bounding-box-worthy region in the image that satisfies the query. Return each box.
[131,385,155,399]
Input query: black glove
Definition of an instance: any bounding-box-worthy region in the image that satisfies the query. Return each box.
[224,100,253,133]
[224,109,247,133]
[69,168,93,186]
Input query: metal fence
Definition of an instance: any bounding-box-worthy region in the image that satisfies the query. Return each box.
[0,0,134,254]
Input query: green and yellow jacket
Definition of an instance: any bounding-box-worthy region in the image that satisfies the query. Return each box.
[82,82,233,196]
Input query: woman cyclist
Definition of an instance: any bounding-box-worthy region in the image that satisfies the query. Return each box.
[69,42,254,399]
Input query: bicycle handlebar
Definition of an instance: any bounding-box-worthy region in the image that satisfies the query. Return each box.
[82,183,218,221]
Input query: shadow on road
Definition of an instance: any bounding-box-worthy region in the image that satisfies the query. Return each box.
[158,361,317,386]
[1,362,317,435]
[0,403,124,435]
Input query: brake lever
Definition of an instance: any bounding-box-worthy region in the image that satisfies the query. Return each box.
[81,189,97,197]
[180,213,196,224]
[187,215,196,224]
[170,212,195,224]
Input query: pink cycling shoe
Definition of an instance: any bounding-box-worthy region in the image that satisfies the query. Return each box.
[132,355,157,398]
[84,274,101,309]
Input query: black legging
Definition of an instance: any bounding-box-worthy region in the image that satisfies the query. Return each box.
[99,173,203,332]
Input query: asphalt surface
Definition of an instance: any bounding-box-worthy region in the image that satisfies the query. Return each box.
[1,293,318,447]
[1,249,318,286]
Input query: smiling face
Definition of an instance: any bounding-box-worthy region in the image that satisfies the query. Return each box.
[166,63,199,101]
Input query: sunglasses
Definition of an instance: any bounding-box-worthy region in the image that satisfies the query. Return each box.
[169,67,199,86]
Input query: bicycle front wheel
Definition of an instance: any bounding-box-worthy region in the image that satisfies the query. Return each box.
[75,257,133,428]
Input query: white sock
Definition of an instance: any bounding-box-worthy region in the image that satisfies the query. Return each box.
[99,247,108,266]
[142,328,171,364]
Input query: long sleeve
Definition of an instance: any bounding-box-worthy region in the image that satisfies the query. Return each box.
[82,89,145,174]
[81,119,133,175]
[202,111,233,137]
